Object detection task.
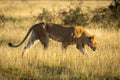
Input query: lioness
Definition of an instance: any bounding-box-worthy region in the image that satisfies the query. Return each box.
[8,22,98,55]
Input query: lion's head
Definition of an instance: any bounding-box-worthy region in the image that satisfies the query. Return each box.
[76,34,98,54]
[73,27,98,54]
[87,35,98,51]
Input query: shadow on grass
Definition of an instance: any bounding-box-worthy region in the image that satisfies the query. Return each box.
[0,64,120,80]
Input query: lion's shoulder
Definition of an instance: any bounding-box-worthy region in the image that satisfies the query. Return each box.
[73,26,85,38]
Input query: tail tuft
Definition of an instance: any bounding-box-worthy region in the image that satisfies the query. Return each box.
[8,42,13,47]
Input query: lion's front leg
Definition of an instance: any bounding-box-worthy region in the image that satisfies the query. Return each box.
[76,44,87,55]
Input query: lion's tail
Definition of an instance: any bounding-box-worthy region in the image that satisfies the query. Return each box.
[8,26,33,48]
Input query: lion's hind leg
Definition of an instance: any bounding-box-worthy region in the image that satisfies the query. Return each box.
[22,32,38,56]
[33,24,49,50]
[38,36,49,49]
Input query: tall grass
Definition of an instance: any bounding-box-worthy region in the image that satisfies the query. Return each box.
[0,24,120,80]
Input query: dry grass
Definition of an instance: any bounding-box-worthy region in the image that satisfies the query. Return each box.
[0,1,71,18]
[0,1,120,80]
[0,24,120,80]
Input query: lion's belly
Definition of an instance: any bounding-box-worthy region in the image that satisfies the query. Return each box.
[49,32,65,42]
[46,24,73,42]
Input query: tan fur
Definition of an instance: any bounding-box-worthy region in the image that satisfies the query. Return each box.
[73,26,83,38]
[8,22,98,55]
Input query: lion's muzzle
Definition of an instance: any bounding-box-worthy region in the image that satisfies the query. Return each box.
[92,47,96,51]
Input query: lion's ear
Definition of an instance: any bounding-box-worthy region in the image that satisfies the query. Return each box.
[89,36,92,40]
[93,34,96,39]
[41,22,46,26]
[89,35,95,40]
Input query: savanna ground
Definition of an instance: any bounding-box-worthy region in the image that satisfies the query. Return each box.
[0,1,120,80]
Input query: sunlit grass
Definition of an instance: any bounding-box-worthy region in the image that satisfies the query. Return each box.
[0,24,120,80]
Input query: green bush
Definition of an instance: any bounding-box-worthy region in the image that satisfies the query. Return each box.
[90,0,120,28]
[36,1,120,28]
[59,2,89,26]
